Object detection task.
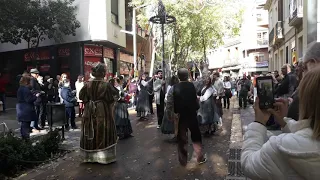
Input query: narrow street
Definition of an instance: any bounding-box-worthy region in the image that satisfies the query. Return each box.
[16,101,235,180]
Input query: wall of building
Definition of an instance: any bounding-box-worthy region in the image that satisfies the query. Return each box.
[0,0,126,53]
[266,0,308,72]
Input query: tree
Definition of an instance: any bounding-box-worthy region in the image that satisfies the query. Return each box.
[130,0,244,69]
[0,0,80,49]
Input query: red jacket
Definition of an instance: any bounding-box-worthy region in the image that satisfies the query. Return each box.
[0,76,9,93]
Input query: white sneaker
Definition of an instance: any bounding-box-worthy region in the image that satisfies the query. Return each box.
[157,125,160,129]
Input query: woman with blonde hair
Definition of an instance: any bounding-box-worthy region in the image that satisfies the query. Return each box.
[241,66,320,179]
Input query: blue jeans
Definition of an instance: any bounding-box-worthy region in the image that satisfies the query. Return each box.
[21,121,31,139]
[0,93,6,112]
[65,107,76,128]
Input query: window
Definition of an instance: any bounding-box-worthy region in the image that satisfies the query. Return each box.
[256,13,262,22]
[257,32,262,39]
[111,0,119,24]
[263,32,268,40]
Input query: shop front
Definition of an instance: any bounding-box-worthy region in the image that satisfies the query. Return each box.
[83,45,103,81]
[103,47,115,78]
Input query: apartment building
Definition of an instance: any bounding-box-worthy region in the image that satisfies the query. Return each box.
[0,0,154,95]
[208,0,269,78]
[264,0,305,72]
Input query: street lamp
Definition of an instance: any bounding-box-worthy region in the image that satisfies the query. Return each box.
[149,0,176,81]
[120,3,151,77]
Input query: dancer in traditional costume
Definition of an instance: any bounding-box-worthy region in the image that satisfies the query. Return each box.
[79,63,119,164]
[114,78,133,139]
[161,75,179,140]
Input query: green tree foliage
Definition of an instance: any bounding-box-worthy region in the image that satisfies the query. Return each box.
[0,0,80,48]
[130,0,244,69]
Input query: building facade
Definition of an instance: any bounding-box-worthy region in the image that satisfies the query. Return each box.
[264,0,307,72]
[208,0,269,78]
[0,0,153,95]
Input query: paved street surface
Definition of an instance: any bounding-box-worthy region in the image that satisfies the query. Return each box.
[12,102,235,180]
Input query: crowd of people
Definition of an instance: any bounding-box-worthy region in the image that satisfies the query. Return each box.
[241,42,320,179]
[9,43,320,175]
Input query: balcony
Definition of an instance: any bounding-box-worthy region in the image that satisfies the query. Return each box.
[289,0,303,27]
[257,39,268,46]
[274,21,284,44]
[269,28,274,46]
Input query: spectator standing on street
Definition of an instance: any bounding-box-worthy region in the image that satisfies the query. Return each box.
[275,64,297,98]
[223,76,232,109]
[75,75,85,117]
[241,66,320,180]
[61,80,77,130]
[30,68,44,131]
[237,74,251,109]
[46,78,56,103]
[0,72,9,113]
[58,73,68,103]
[16,76,39,140]
[287,42,320,121]
[166,68,206,166]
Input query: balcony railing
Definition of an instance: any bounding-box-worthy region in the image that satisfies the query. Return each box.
[269,28,274,46]
[257,39,268,46]
[289,0,303,27]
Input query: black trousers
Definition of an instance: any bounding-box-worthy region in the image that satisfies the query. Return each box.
[177,114,202,165]
[156,102,164,125]
[223,96,230,109]
[34,103,46,127]
[149,94,154,114]
[239,91,248,108]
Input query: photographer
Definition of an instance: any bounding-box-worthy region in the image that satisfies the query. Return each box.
[241,66,320,179]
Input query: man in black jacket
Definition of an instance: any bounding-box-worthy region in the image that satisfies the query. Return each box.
[30,68,45,130]
[167,68,206,166]
[275,64,297,98]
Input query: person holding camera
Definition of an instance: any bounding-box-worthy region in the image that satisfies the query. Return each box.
[241,66,320,179]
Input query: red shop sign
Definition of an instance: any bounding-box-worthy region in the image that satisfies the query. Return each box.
[24,50,50,62]
[103,47,114,59]
[84,46,102,57]
[58,48,70,57]
[84,57,101,80]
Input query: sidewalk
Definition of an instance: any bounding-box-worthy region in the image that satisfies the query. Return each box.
[226,100,282,180]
